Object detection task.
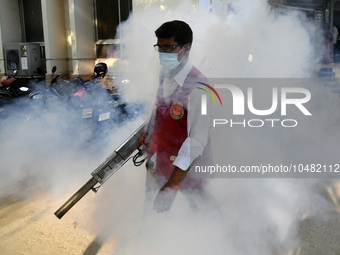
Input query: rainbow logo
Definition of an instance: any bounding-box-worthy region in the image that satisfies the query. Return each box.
[196,82,222,106]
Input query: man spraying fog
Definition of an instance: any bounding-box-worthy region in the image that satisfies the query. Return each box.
[138,20,217,213]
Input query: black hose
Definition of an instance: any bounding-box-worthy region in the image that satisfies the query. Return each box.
[132,148,147,167]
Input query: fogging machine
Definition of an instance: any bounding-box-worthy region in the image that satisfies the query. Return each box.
[54,121,148,219]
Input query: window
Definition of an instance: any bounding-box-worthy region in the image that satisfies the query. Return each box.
[94,0,132,40]
[19,0,44,42]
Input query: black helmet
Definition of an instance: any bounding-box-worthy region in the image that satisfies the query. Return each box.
[94,63,108,76]
[72,77,84,85]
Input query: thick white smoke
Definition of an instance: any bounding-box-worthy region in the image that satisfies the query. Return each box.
[80,1,340,255]
[1,0,339,255]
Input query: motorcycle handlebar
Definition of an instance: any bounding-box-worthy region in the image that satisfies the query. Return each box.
[50,75,60,85]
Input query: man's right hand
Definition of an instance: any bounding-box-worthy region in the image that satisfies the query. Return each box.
[135,130,151,150]
[135,130,146,150]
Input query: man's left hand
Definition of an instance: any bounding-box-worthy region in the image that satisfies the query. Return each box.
[153,185,178,213]
[153,166,189,213]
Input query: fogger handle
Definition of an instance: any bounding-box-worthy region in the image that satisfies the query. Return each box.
[54,177,98,219]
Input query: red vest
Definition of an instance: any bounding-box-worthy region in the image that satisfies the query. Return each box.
[149,66,206,189]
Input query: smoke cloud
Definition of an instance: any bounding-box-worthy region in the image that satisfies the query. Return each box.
[78,1,340,255]
[1,0,339,255]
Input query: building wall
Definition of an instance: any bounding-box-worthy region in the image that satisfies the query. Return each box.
[133,0,191,9]
[68,0,95,79]
[0,0,22,76]
[41,0,68,76]
[64,0,73,74]
[0,0,199,84]
[42,0,95,83]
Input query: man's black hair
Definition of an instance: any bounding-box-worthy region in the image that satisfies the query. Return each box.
[155,20,193,44]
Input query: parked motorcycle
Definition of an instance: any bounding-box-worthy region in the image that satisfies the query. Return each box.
[0,70,33,98]
[28,66,67,101]
[26,67,84,141]
[71,63,133,143]
[0,70,33,116]
[0,69,35,120]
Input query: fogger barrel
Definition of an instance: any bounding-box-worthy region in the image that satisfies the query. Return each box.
[54,121,148,219]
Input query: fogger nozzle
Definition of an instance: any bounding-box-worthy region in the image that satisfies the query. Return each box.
[54,177,98,219]
[54,120,149,219]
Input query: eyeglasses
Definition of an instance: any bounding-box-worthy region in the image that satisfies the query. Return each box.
[153,44,184,53]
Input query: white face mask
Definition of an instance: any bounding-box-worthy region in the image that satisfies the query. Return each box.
[159,47,184,69]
